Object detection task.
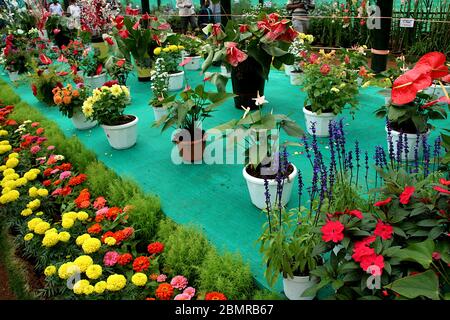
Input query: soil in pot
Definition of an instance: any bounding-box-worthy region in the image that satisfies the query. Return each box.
[104,115,136,126]
[304,105,333,114]
[246,163,294,180]
[389,119,425,135]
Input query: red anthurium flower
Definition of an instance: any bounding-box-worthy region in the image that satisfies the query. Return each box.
[320,64,331,76]
[141,13,150,20]
[152,34,161,46]
[399,185,415,204]
[96,64,103,76]
[70,65,78,75]
[441,74,450,82]
[179,56,193,67]
[374,220,393,240]
[115,15,124,29]
[118,29,130,39]
[53,28,60,34]
[439,178,450,186]
[321,220,344,243]
[433,186,450,195]
[421,96,450,109]
[57,54,68,63]
[268,13,280,22]
[57,71,69,76]
[116,59,126,67]
[39,53,52,65]
[278,26,298,42]
[391,65,432,105]
[132,21,140,30]
[157,23,171,31]
[374,197,392,207]
[239,24,249,33]
[224,42,248,67]
[415,52,449,80]
[212,23,224,37]
[31,84,37,96]
[104,37,114,46]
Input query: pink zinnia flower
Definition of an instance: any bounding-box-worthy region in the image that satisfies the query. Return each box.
[51,188,62,196]
[174,293,191,300]
[103,251,120,267]
[47,145,55,150]
[50,168,60,175]
[31,122,40,127]
[96,207,109,217]
[30,145,41,154]
[59,171,71,180]
[170,275,188,290]
[183,287,196,298]
[156,274,167,283]
[93,197,107,210]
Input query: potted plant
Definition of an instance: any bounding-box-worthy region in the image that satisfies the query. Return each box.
[375,52,449,161]
[286,33,314,86]
[105,56,133,86]
[302,50,359,137]
[113,14,171,82]
[153,45,184,91]
[79,46,107,89]
[215,94,303,208]
[82,83,136,149]
[53,83,96,130]
[202,13,297,110]
[178,34,205,71]
[30,61,69,106]
[1,34,29,81]
[258,168,322,300]
[154,76,234,162]
[149,57,169,121]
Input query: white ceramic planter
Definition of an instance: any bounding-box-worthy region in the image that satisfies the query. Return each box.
[183,56,202,71]
[242,164,298,210]
[8,71,19,82]
[101,116,138,150]
[284,64,295,76]
[168,71,184,91]
[283,275,317,300]
[84,73,107,89]
[303,107,337,137]
[290,72,303,86]
[424,84,450,98]
[386,126,429,162]
[220,65,231,78]
[71,109,97,130]
[152,106,168,122]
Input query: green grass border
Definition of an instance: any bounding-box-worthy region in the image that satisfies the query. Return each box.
[0,79,281,300]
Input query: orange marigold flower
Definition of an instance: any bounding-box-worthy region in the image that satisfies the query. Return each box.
[155,283,174,300]
[205,292,227,300]
[87,223,102,234]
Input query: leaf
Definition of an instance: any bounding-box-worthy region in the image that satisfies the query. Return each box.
[428,226,445,240]
[390,239,434,268]
[332,279,344,291]
[417,219,443,227]
[385,270,439,300]
[280,119,304,137]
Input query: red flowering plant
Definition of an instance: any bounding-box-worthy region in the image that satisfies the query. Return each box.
[375,52,449,134]
[201,12,297,80]
[0,34,30,73]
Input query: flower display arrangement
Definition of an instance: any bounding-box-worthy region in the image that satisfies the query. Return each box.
[0,104,228,300]
[52,83,88,118]
[201,12,298,109]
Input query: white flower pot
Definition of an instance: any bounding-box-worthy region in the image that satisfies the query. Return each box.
[242,164,298,210]
[101,115,138,150]
[290,72,303,86]
[71,109,97,130]
[152,106,168,122]
[8,71,19,82]
[84,73,107,89]
[220,65,231,78]
[183,56,202,71]
[284,64,294,76]
[303,107,337,137]
[168,71,184,91]
[283,275,317,300]
[386,126,429,162]
[424,84,450,98]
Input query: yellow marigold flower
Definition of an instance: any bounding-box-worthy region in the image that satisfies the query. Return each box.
[63,211,78,220]
[3,180,16,189]
[0,129,8,136]
[74,255,94,272]
[27,217,43,231]
[8,152,18,158]
[84,285,94,295]
[58,231,71,242]
[86,264,102,280]
[0,190,20,204]
[76,233,91,246]
[5,157,19,169]
[94,281,107,294]
[76,211,89,221]
[82,238,101,254]
[42,232,59,247]
[131,272,147,286]
[3,168,15,176]
[153,47,162,55]
[23,172,37,181]
[106,274,127,291]
[0,139,10,144]
[27,199,41,210]
[104,237,116,246]
[162,47,170,53]
[44,265,56,277]
[24,233,34,241]
[73,279,90,295]
[177,45,185,51]
[15,177,27,187]
[0,165,6,171]
[34,221,50,234]
[169,44,178,52]
[45,228,58,234]
[28,187,38,197]
[58,262,80,279]
[1,187,11,195]
[62,217,75,229]
[0,144,12,154]
[37,188,48,197]
[30,169,40,174]
[21,208,33,217]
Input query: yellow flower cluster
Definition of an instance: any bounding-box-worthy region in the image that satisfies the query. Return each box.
[74,255,94,272]
[298,33,314,44]
[27,199,41,211]
[82,85,130,118]
[131,273,147,286]
[33,221,50,234]
[153,45,184,56]
[106,274,127,291]
[23,169,40,181]
[29,186,49,198]
[94,281,107,294]
[42,232,60,247]
[76,233,91,246]
[61,211,89,229]
[86,264,102,280]
[0,140,12,154]
[81,237,101,254]
[44,265,56,277]
[24,233,34,241]
[73,279,94,295]
[0,129,8,136]
[58,262,80,279]
[0,189,19,204]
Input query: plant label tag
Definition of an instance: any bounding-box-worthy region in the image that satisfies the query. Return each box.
[400,18,415,28]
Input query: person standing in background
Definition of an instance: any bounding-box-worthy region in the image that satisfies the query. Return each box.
[176,0,197,34]
[49,0,64,16]
[286,0,315,33]
[210,0,221,24]
[66,0,80,30]
[198,0,214,30]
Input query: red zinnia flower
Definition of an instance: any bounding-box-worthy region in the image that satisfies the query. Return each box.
[117,253,133,266]
[147,242,164,255]
[68,174,87,186]
[433,186,450,195]
[360,254,384,276]
[399,185,415,204]
[106,207,122,221]
[87,223,102,234]
[93,196,107,210]
[374,220,393,240]
[74,188,90,208]
[155,283,174,300]
[60,186,72,196]
[133,256,150,272]
[43,180,51,187]
[348,209,363,219]
[205,292,227,300]
[374,197,392,207]
[439,178,450,186]
[321,220,344,243]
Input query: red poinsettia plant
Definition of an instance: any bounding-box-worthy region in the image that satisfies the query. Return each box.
[376,52,449,133]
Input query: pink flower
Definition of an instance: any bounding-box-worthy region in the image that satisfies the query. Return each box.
[59,171,71,180]
[47,145,55,150]
[432,252,441,260]
[156,274,167,283]
[174,293,191,300]
[53,28,60,35]
[320,64,331,76]
[170,275,188,290]
[96,207,109,216]
[51,188,62,196]
[50,168,60,175]
[31,122,40,127]
[225,42,247,67]
[183,287,196,298]
[30,145,41,154]
[103,251,120,267]
[179,57,193,67]
[93,197,107,210]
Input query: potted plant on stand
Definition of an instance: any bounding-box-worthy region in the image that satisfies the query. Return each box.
[79,47,107,88]
[82,83,137,149]
[150,57,169,121]
[153,45,184,91]
[375,52,449,161]
[154,76,234,162]
[215,94,303,208]
[302,51,359,137]
[202,13,297,110]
